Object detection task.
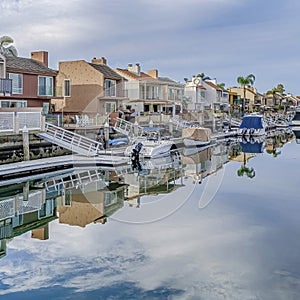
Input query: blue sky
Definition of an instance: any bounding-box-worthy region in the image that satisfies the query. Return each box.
[1,0,300,94]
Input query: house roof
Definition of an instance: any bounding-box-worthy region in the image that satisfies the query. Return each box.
[5,55,57,76]
[116,68,156,81]
[196,85,206,90]
[89,63,123,80]
[204,81,223,91]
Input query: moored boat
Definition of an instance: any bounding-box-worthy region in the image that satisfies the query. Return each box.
[124,128,177,158]
[182,127,211,147]
[237,115,266,136]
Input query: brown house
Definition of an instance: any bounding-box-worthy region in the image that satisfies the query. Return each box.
[0,51,57,113]
[54,57,127,115]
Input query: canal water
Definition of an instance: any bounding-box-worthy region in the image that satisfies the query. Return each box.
[0,129,299,299]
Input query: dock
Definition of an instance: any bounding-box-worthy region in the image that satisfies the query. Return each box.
[0,154,130,186]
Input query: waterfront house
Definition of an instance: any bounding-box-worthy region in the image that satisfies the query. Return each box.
[0,51,57,113]
[203,79,229,111]
[184,76,207,112]
[53,57,127,115]
[229,87,262,112]
[115,64,184,116]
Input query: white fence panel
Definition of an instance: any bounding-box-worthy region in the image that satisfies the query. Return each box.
[0,112,14,132]
[18,112,41,130]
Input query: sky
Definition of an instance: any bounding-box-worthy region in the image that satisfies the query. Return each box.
[1,0,300,94]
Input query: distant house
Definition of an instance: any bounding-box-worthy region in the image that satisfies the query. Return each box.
[0,51,57,113]
[115,64,184,115]
[54,57,127,115]
[184,77,228,112]
[184,76,207,111]
[203,79,229,111]
[229,87,261,111]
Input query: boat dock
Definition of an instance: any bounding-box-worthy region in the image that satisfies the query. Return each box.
[0,154,130,186]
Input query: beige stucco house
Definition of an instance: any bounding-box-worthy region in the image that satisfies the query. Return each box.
[53,57,127,115]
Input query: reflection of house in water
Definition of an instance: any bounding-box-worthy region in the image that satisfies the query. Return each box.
[123,155,184,204]
[183,142,230,183]
[57,180,126,228]
[0,182,57,259]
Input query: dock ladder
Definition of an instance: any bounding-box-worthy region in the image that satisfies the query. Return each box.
[37,123,103,156]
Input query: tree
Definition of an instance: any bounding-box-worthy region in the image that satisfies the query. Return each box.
[197,73,205,78]
[237,153,256,178]
[266,84,285,107]
[237,74,255,116]
[217,83,225,89]
[0,36,18,56]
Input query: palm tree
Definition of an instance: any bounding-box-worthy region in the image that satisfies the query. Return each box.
[197,73,205,78]
[217,83,225,89]
[266,84,285,108]
[237,74,255,116]
[237,153,256,178]
[0,36,18,56]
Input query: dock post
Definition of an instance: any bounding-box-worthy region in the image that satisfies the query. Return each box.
[169,119,173,135]
[134,121,139,137]
[23,181,29,201]
[104,122,109,149]
[22,126,30,161]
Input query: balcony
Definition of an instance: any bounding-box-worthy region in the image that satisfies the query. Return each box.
[0,78,12,96]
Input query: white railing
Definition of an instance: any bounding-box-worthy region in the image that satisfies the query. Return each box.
[45,169,105,192]
[18,112,42,131]
[0,111,43,133]
[41,123,103,156]
[0,112,14,132]
[114,117,145,137]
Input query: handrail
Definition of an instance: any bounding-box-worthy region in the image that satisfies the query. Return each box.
[43,122,103,156]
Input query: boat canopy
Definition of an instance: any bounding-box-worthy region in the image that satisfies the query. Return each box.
[292,112,300,121]
[239,116,263,129]
[240,141,264,153]
[182,127,211,141]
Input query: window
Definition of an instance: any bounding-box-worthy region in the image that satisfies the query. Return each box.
[38,76,53,96]
[63,79,71,97]
[105,79,116,97]
[0,100,27,108]
[105,102,116,113]
[8,73,23,94]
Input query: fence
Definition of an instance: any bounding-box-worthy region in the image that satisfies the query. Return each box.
[0,111,43,133]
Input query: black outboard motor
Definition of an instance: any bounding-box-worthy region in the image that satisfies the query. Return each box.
[131,142,143,172]
[131,142,143,160]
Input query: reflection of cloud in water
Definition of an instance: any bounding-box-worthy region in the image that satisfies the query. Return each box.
[0,142,300,299]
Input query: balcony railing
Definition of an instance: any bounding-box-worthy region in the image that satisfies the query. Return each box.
[104,87,128,98]
[0,78,12,95]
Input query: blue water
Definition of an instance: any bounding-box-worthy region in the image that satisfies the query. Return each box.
[0,132,299,299]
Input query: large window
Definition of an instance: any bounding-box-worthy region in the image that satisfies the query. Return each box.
[64,79,71,97]
[38,76,53,96]
[105,79,116,97]
[105,102,116,113]
[8,73,23,94]
[0,100,27,108]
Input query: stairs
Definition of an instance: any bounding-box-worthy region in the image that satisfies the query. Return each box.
[37,123,103,156]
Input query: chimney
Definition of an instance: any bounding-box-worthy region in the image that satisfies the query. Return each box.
[147,69,158,79]
[31,51,48,67]
[91,57,107,65]
[128,63,141,76]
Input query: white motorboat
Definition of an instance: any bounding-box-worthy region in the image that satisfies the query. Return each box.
[237,115,266,136]
[182,127,211,147]
[291,108,300,127]
[124,129,177,158]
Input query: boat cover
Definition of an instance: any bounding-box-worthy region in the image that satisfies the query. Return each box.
[239,116,263,129]
[182,147,212,164]
[182,127,211,141]
[240,141,263,153]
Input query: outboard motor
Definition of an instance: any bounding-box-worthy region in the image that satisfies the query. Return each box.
[131,142,143,172]
[131,142,143,159]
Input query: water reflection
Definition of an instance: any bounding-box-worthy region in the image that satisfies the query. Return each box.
[0,128,298,299]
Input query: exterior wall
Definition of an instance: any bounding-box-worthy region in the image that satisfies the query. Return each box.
[56,60,104,114]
